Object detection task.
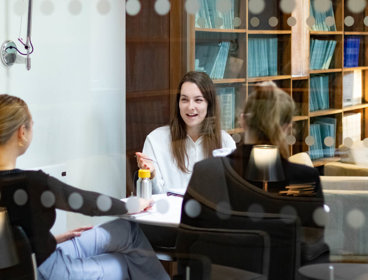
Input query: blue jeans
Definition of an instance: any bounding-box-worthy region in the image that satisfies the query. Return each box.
[37,219,169,280]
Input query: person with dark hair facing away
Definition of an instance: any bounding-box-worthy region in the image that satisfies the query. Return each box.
[136,71,236,194]
[181,81,329,269]
[0,94,169,280]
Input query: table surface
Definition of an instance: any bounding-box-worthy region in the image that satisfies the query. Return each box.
[299,263,368,280]
[122,194,183,227]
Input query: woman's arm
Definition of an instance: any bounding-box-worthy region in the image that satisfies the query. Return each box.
[46,174,128,216]
[141,136,165,194]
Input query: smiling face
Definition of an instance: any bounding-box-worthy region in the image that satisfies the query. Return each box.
[179,81,208,135]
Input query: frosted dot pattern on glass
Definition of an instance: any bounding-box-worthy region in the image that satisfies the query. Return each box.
[325,16,335,27]
[279,0,296,14]
[126,196,140,213]
[155,0,171,16]
[344,137,354,148]
[232,133,242,143]
[313,206,328,226]
[14,189,28,206]
[40,0,55,15]
[286,134,296,145]
[305,135,315,146]
[197,17,206,28]
[269,16,279,27]
[68,192,83,210]
[68,0,82,15]
[314,0,332,13]
[347,0,367,14]
[97,195,112,212]
[184,199,201,218]
[280,205,297,223]
[40,191,55,208]
[156,198,169,214]
[346,209,365,229]
[250,17,260,27]
[216,201,231,220]
[287,16,297,27]
[324,136,334,147]
[248,203,264,221]
[233,17,242,27]
[214,17,224,28]
[97,0,111,15]
[126,0,141,16]
[185,0,200,15]
[344,16,355,26]
[306,16,316,27]
[14,0,27,16]
[216,0,232,13]
[248,0,265,15]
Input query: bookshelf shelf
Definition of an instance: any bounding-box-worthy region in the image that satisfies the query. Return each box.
[247,30,292,35]
[343,104,368,111]
[293,116,309,122]
[309,109,342,117]
[188,0,367,155]
[310,69,343,74]
[247,75,291,83]
[310,31,343,35]
[343,66,368,71]
[227,128,244,135]
[345,32,368,35]
[213,78,246,84]
[195,28,247,34]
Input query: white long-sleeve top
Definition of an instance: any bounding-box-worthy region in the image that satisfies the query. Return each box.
[142,126,236,194]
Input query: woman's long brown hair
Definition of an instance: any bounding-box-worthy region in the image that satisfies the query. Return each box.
[170,71,222,172]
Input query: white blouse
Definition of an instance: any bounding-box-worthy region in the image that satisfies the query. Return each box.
[142,126,236,194]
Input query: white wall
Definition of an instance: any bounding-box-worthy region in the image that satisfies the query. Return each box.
[0,0,126,233]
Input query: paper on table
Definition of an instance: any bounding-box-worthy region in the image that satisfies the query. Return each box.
[166,188,185,196]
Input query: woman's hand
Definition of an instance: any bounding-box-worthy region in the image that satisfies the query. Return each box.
[126,197,153,214]
[135,152,156,179]
[55,226,93,244]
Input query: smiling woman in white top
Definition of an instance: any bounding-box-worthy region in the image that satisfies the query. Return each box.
[136,71,236,194]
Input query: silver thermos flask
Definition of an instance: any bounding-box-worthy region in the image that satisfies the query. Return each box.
[136,169,152,200]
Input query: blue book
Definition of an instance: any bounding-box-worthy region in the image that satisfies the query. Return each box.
[314,117,336,157]
[309,124,324,159]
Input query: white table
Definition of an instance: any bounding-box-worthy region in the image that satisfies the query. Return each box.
[122,194,183,227]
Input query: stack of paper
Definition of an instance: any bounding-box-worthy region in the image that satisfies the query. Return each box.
[343,70,362,106]
[343,112,362,143]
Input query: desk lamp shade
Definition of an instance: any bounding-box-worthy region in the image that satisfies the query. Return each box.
[0,207,19,269]
[245,145,285,191]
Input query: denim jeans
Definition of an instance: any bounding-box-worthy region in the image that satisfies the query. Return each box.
[37,218,169,280]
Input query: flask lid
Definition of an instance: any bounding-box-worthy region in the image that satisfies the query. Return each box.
[138,169,151,178]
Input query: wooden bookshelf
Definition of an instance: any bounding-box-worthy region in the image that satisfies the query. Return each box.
[188,0,368,161]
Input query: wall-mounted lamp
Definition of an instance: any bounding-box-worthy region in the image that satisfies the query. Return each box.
[1,0,33,70]
[245,145,285,192]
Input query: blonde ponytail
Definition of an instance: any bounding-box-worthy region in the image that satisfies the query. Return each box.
[243,81,294,158]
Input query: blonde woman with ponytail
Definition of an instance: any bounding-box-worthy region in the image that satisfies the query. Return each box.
[181,81,329,268]
[0,94,168,280]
